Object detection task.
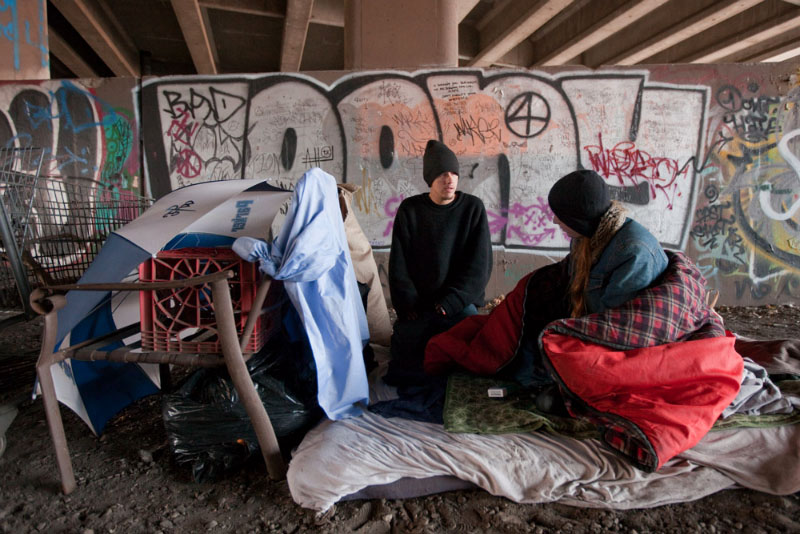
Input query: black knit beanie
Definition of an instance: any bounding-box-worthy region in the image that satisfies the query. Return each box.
[422,140,459,186]
[548,170,611,237]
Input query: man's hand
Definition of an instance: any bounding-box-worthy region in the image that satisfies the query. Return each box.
[404,311,419,321]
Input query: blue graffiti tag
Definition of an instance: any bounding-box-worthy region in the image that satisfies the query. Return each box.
[22,80,120,133]
[0,0,20,71]
[0,0,48,71]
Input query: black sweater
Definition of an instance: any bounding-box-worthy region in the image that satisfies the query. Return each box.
[389,192,492,318]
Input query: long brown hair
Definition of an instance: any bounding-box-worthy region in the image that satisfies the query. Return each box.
[568,236,593,317]
[566,201,628,317]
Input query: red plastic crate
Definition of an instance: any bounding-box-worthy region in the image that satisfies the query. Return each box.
[138,247,284,354]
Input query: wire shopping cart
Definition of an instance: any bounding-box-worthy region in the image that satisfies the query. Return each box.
[0,147,152,326]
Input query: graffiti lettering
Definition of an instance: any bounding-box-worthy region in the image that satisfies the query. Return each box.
[717,84,780,143]
[391,110,430,130]
[159,86,249,187]
[301,146,334,166]
[377,81,408,106]
[493,198,557,246]
[0,0,48,72]
[453,114,502,146]
[166,109,199,147]
[584,133,689,209]
[691,204,746,265]
[162,87,245,123]
[382,195,403,237]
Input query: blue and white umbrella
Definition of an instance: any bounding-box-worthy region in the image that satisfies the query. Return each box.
[46,179,293,434]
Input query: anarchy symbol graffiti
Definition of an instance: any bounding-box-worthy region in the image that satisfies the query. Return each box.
[505,92,551,138]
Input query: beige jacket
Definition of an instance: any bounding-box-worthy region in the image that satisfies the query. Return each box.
[337,184,392,346]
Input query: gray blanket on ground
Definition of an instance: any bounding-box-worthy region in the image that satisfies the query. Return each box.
[287,339,800,512]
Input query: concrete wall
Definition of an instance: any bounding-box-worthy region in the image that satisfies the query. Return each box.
[0,64,798,306]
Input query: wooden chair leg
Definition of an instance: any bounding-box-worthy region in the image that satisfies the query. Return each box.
[211,279,286,480]
[36,309,77,494]
[239,277,271,352]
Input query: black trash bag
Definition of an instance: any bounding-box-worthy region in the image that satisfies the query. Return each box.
[162,331,321,483]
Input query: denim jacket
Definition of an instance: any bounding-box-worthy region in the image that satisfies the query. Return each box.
[579,218,668,314]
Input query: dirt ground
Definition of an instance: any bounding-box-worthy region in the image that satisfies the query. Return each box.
[1,304,799,534]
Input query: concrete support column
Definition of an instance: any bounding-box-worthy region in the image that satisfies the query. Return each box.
[345,0,459,70]
[0,0,50,80]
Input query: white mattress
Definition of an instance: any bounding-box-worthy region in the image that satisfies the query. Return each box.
[287,345,800,512]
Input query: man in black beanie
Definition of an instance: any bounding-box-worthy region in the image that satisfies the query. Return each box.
[385,139,492,386]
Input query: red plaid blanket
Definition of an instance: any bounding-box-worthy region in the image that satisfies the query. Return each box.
[540,252,742,471]
[544,251,726,349]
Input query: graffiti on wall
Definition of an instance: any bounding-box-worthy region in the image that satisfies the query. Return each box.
[139,68,800,304]
[0,78,143,277]
[0,0,48,74]
[0,67,795,305]
[0,79,140,188]
[690,79,800,302]
[140,70,708,253]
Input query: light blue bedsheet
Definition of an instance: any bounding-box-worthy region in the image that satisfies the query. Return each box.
[234,168,369,419]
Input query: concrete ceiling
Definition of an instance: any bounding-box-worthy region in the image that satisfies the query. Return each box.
[46,0,800,79]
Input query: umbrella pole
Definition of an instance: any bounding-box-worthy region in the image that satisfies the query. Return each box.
[211,278,286,480]
[33,293,77,494]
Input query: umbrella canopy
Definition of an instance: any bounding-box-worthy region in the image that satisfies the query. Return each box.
[48,179,293,434]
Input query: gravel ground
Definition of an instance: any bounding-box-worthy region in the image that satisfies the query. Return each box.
[0,305,799,534]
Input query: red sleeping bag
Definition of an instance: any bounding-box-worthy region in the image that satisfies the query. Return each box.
[541,330,742,470]
[425,252,744,471]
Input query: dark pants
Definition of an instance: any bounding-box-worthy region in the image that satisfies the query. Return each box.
[385,305,477,387]
[497,261,571,387]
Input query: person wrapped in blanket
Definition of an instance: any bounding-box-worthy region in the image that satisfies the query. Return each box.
[424,169,749,471]
[531,169,667,414]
